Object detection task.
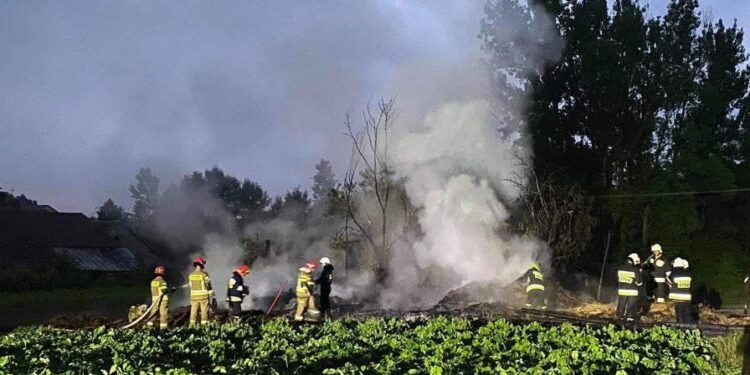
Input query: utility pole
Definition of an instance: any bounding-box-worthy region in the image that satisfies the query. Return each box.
[597,230,612,301]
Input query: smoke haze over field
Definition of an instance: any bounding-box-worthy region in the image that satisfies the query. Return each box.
[0,1,485,213]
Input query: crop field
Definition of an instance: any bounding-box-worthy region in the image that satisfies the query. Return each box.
[0,316,739,375]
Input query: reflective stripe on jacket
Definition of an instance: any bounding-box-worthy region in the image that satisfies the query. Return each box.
[189,270,214,301]
[151,276,168,301]
[524,266,545,293]
[617,263,642,297]
[296,267,315,296]
[649,257,669,280]
[668,268,691,301]
[227,271,248,302]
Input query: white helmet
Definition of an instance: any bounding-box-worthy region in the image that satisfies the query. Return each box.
[319,257,331,265]
[673,257,686,268]
[627,253,640,265]
[651,243,662,254]
[682,258,689,269]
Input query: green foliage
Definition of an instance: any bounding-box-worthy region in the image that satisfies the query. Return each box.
[708,333,743,375]
[482,0,750,301]
[96,198,126,221]
[0,318,726,374]
[129,167,161,228]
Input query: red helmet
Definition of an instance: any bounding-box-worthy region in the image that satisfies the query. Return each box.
[236,264,250,276]
[154,266,165,275]
[193,256,206,266]
[305,260,317,269]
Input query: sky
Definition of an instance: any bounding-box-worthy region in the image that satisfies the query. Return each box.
[1,0,748,214]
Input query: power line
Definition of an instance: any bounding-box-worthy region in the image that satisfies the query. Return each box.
[591,187,750,199]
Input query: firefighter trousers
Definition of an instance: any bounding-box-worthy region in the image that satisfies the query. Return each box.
[190,299,210,326]
[674,302,694,324]
[616,295,638,320]
[146,298,169,329]
[655,281,667,303]
[525,290,546,309]
[228,302,242,318]
[295,293,319,321]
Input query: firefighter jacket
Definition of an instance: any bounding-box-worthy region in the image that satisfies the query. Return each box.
[296,267,315,296]
[668,268,692,301]
[150,276,169,302]
[227,271,249,303]
[189,269,214,301]
[617,262,642,297]
[648,256,669,283]
[524,265,545,293]
[315,264,334,292]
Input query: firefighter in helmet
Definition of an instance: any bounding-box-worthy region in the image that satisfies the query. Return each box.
[647,243,669,303]
[188,256,215,326]
[315,257,334,319]
[669,257,694,324]
[524,262,546,309]
[227,264,250,319]
[295,260,320,321]
[617,253,642,321]
[146,265,170,329]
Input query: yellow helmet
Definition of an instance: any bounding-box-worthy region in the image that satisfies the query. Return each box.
[651,243,662,254]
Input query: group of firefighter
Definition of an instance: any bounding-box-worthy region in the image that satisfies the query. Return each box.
[144,256,335,329]
[616,243,693,323]
[143,244,699,328]
[522,243,694,324]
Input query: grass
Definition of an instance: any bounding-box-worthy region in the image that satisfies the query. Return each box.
[0,285,145,308]
[709,333,744,375]
[0,286,147,330]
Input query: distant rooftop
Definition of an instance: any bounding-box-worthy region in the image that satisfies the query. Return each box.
[0,209,158,271]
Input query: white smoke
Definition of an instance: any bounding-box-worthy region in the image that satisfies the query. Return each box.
[384,98,543,308]
[163,1,562,311]
[375,0,562,307]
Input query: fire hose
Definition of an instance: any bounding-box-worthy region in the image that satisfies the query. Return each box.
[121,284,186,329]
[122,293,165,329]
[266,280,288,316]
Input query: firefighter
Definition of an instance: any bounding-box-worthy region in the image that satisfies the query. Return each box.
[146,266,170,329]
[188,256,216,326]
[227,264,250,319]
[668,257,693,324]
[315,257,334,319]
[647,243,669,303]
[295,260,320,322]
[617,253,642,321]
[524,262,546,309]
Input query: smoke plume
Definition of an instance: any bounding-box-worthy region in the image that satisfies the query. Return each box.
[154,1,562,310]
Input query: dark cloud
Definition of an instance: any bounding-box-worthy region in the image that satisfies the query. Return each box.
[0,1,483,212]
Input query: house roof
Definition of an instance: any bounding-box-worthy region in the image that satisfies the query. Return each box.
[0,210,144,271]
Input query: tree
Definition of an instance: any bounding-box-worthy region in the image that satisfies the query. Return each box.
[481,0,750,301]
[270,187,311,224]
[343,98,398,283]
[312,159,336,202]
[508,159,597,265]
[177,167,271,221]
[0,186,38,209]
[96,198,125,221]
[129,168,160,228]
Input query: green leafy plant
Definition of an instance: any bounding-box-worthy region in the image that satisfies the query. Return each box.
[0,318,729,374]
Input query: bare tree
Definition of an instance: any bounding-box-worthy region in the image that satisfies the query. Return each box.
[507,157,596,265]
[341,98,398,283]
